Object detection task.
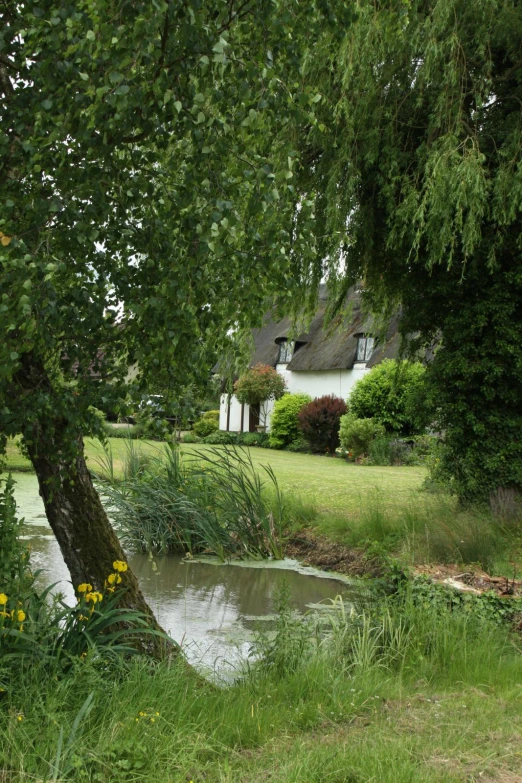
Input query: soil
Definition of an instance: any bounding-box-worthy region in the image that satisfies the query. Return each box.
[285,529,384,578]
[285,530,522,602]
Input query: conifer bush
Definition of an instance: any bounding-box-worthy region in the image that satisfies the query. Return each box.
[298,395,347,453]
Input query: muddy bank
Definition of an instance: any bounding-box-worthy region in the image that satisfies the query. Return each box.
[285,529,384,578]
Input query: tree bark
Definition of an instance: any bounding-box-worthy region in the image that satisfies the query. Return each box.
[15,355,175,658]
[27,431,173,657]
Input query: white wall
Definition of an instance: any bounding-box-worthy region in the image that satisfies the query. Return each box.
[219,365,371,433]
[276,364,370,400]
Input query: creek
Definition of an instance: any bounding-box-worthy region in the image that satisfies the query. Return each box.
[13,472,355,676]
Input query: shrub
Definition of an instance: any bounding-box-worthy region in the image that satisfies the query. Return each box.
[181,432,202,444]
[234,364,286,407]
[203,431,238,445]
[286,436,311,453]
[202,409,220,421]
[298,395,347,453]
[238,431,271,448]
[348,359,427,435]
[269,393,311,449]
[193,417,218,437]
[339,414,386,458]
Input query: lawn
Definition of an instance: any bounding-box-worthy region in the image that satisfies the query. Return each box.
[4,435,428,522]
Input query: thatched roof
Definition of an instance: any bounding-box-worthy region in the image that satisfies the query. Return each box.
[249,287,400,372]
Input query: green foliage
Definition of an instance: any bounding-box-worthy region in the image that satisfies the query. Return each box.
[202,430,238,445]
[348,360,427,435]
[103,445,288,559]
[180,432,202,444]
[286,436,311,454]
[298,395,347,453]
[269,393,311,449]
[238,431,271,448]
[234,364,286,407]
[338,415,386,459]
[290,0,522,501]
[192,417,218,437]
[0,475,30,595]
[202,410,220,421]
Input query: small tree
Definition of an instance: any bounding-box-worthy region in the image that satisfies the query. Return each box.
[234,365,286,426]
[298,395,347,453]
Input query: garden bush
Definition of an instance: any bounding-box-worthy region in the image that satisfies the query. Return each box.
[202,410,220,421]
[298,395,347,453]
[181,432,202,444]
[269,393,311,449]
[348,359,427,435]
[203,431,238,445]
[193,417,218,437]
[339,414,386,459]
[286,436,311,453]
[238,431,271,448]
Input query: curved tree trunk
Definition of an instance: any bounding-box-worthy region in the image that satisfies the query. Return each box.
[27,430,173,658]
[15,355,175,659]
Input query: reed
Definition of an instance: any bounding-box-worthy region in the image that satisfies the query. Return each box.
[100,443,289,560]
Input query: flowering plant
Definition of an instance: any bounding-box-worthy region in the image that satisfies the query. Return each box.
[234,364,286,407]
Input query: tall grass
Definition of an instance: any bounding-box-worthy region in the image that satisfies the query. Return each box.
[344,492,515,573]
[2,579,521,783]
[99,443,292,560]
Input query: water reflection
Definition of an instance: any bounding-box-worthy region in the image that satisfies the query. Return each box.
[13,472,353,674]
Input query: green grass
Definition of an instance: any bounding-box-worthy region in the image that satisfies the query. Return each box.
[3,437,427,518]
[7,436,522,574]
[1,597,522,782]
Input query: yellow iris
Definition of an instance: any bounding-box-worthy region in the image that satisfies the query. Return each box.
[77,583,93,593]
[16,610,25,623]
[85,591,103,604]
[112,560,128,573]
[0,594,8,606]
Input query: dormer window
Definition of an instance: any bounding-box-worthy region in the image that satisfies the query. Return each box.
[278,339,294,363]
[356,335,375,362]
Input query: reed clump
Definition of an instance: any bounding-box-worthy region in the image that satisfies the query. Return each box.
[99,443,292,560]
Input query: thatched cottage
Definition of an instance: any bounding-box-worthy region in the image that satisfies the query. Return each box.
[219,287,400,433]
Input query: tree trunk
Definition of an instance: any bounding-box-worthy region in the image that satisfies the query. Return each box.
[26,431,172,657]
[14,355,175,659]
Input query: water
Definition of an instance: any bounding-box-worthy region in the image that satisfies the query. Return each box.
[12,472,354,675]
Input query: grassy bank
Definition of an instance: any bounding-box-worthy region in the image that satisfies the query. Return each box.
[2,595,522,782]
[5,436,522,575]
[3,435,427,518]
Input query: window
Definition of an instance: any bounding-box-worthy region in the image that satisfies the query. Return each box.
[278,339,294,363]
[356,335,374,362]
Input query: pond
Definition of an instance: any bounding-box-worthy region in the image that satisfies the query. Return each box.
[13,472,356,677]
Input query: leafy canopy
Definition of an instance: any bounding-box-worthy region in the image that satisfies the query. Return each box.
[291,0,522,500]
[0,0,346,454]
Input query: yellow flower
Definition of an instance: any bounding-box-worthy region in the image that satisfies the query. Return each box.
[112,560,128,573]
[85,591,103,604]
[77,583,93,594]
[0,594,8,606]
[0,611,9,619]
[107,573,117,585]
[16,610,25,623]
[17,715,23,722]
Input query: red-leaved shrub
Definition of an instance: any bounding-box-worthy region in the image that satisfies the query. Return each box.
[298,395,347,453]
